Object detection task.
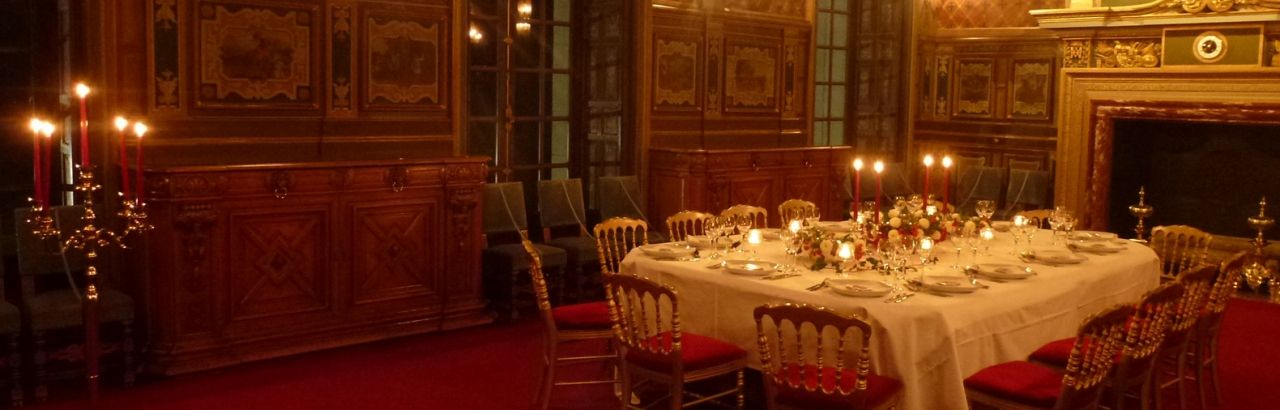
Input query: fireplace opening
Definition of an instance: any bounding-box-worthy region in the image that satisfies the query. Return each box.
[1109,119,1280,238]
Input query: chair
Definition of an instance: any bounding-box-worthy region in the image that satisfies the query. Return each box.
[1015,209,1054,230]
[523,240,617,410]
[1005,169,1051,217]
[604,274,747,409]
[597,176,667,243]
[1029,283,1184,410]
[1149,225,1213,280]
[14,206,136,402]
[594,218,649,276]
[1152,264,1216,410]
[753,303,902,410]
[777,199,819,226]
[856,163,914,203]
[482,182,569,319]
[665,211,712,243]
[955,165,1003,216]
[965,304,1133,410]
[721,204,768,229]
[0,218,22,406]
[540,179,603,301]
[1189,251,1247,408]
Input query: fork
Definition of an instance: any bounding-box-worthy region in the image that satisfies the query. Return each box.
[806,279,830,291]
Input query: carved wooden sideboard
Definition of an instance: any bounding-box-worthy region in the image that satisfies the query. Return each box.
[134,158,490,375]
[648,147,854,229]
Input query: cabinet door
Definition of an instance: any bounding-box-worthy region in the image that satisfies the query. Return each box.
[224,203,335,333]
[347,197,443,312]
[713,172,776,216]
[779,171,831,223]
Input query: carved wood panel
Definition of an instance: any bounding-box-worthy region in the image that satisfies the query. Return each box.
[227,208,331,323]
[725,174,775,211]
[350,200,440,305]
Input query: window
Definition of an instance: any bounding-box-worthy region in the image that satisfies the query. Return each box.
[814,0,906,153]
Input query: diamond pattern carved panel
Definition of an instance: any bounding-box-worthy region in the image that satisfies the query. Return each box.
[228,210,330,322]
[933,0,1064,29]
[351,201,441,304]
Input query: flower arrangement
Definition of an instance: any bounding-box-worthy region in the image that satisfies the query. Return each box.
[791,225,868,271]
[879,202,963,243]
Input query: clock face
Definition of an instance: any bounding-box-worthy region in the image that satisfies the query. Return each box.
[1194,31,1227,63]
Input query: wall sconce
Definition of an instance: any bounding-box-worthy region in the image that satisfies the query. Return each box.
[515,2,532,34]
[468,25,484,43]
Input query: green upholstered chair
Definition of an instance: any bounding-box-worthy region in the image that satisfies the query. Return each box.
[482,183,568,320]
[1004,168,1051,218]
[595,176,667,243]
[538,179,601,302]
[955,165,1003,217]
[14,206,135,402]
[0,218,23,406]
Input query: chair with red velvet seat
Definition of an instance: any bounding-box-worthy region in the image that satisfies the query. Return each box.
[524,240,617,410]
[594,217,649,276]
[1188,251,1247,409]
[753,303,902,410]
[965,304,1133,410]
[1151,264,1216,410]
[1029,282,1184,410]
[604,274,746,409]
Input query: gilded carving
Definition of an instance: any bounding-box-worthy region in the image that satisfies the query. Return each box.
[332,6,352,111]
[1271,39,1280,66]
[365,15,442,107]
[1170,0,1263,13]
[1012,61,1053,119]
[723,0,806,18]
[655,39,699,108]
[707,37,722,113]
[1095,41,1161,68]
[955,60,993,116]
[175,203,217,332]
[935,55,951,117]
[154,0,180,110]
[725,45,778,109]
[1064,40,1091,68]
[198,3,314,104]
[155,175,229,198]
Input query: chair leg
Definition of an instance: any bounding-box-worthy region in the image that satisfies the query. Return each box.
[536,338,556,410]
[618,365,632,410]
[33,331,46,403]
[123,320,136,387]
[736,370,745,410]
[668,378,683,410]
[1176,344,1188,410]
[1209,335,1223,405]
[508,269,521,320]
[8,335,21,407]
[1140,376,1153,410]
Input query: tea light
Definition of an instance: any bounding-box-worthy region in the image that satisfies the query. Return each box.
[920,237,934,251]
[926,205,937,216]
[747,229,763,246]
[1013,215,1028,227]
[787,219,801,234]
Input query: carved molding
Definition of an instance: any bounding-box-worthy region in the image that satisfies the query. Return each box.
[1095,40,1162,68]
[1064,40,1092,68]
[175,203,218,333]
[1166,0,1280,14]
[154,175,228,198]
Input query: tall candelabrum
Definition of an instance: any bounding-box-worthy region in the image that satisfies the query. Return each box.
[1128,187,1154,243]
[1241,197,1274,297]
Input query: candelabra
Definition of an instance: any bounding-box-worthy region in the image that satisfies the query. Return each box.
[25,167,151,401]
[1128,186,1154,243]
[1241,197,1274,294]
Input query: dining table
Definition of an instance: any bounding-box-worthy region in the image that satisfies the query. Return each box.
[618,226,1162,410]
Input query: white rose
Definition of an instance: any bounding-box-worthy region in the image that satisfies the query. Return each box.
[888,209,900,219]
[820,240,835,256]
[889,217,902,228]
[918,218,931,230]
[964,221,977,233]
[931,232,942,240]
[913,210,924,219]
[887,230,901,243]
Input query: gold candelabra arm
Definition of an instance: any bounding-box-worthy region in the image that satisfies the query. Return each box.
[1127,186,1154,243]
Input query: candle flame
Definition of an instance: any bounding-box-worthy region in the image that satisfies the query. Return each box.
[114,116,130,131]
[920,237,934,251]
[981,227,995,240]
[788,219,801,234]
[923,154,934,167]
[873,160,885,174]
[39,121,55,137]
[1013,215,1027,226]
[747,229,763,245]
[941,156,953,168]
[29,118,43,133]
[852,158,864,171]
[74,83,91,98]
[837,242,853,259]
[133,122,149,138]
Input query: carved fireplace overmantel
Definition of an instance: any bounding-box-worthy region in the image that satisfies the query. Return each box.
[1033,1,1280,30]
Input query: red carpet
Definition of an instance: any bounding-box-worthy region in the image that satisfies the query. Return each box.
[27,298,1280,410]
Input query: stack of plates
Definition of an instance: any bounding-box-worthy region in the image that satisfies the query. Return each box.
[817,221,856,233]
[723,260,778,276]
[828,279,892,297]
[685,235,714,249]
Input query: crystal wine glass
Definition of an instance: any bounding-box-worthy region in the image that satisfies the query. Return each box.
[975,200,996,222]
[734,214,753,252]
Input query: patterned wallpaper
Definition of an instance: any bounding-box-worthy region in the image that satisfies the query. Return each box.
[932,0,1066,29]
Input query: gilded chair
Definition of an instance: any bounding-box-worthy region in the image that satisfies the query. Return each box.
[1005,169,1051,218]
[523,240,617,410]
[1029,283,1184,410]
[594,218,649,276]
[597,176,667,243]
[1149,225,1213,280]
[0,218,22,406]
[1189,251,1247,408]
[721,204,768,229]
[965,304,1133,410]
[539,179,602,302]
[777,199,819,226]
[482,182,568,320]
[1152,264,1216,410]
[665,211,712,243]
[604,274,746,410]
[753,303,902,410]
[956,165,1003,217]
[1015,209,1054,230]
[14,206,135,402]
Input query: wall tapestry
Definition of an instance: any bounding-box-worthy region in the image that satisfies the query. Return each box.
[654,38,699,109]
[954,59,993,117]
[364,14,442,109]
[1011,60,1052,119]
[725,44,777,109]
[197,2,314,106]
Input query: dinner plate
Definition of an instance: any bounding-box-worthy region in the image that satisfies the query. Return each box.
[973,263,1035,280]
[828,279,892,297]
[723,259,778,276]
[1025,249,1088,265]
[1067,241,1126,255]
[817,221,856,233]
[639,243,696,259]
[758,228,783,240]
[922,275,981,293]
[991,221,1013,232]
[1069,231,1119,241]
[685,235,715,249]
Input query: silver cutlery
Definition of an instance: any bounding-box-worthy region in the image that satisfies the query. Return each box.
[806,279,830,291]
[761,272,801,281]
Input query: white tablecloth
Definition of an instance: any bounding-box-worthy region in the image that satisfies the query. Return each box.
[619,230,1161,410]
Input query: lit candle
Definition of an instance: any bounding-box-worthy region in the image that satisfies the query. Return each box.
[941,156,953,211]
[922,154,934,205]
[838,241,853,261]
[852,158,863,215]
[29,118,43,206]
[747,229,763,246]
[115,117,131,198]
[920,236,934,252]
[873,160,885,227]
[788,219,801,235]
[39,122,55,206]
[133,122,148,202]
[74,83,91,169]
[1013,215,1027,227]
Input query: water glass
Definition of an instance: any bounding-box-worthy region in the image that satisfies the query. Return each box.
[975,200,996,222]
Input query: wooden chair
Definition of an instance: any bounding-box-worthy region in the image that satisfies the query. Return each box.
[965,304,1133,410]
[753,303,902,410]
[1029,282,1184,410]
[720,204,768,229]
[597,176,667,243]
[1149,225,1213,280]
[777,199,819,226]
[594,217,649,276]
[0,218,22,406]
[14,206,136,402]
[664,211,712,243]
[604,274,746,409]
[1015,209,1054,230]
[1152,264,1216,410]
[481,182,569,319]
[1189,251,1247,408]
[539,179,601,302]
[523,240,617,410]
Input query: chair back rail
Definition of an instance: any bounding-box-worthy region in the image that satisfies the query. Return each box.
[1206,251,1247,316]
[776,199,819,226]
[753,303,874,408]
[482,182,529,236]
[1014,209,1053,230]
[594,217,649,275]
[721,204,768,229]
[521,240,557,331]
[665,211,712,243]
[1057,304,1134,410]
[604,274,681,368]
[537,179,589,234]
[1113,282,1184,390]
[1150,225,1213,277]
[1170,265,1217,335]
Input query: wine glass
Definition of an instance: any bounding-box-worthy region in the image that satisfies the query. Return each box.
[980,227,995,256]
[704,217,723,259]
[782,219,802,271]
[963,230,981,268]
[975,200,996,222]
[908,195,925,213]
[1062,214,1077,242]
[734,214,753,252]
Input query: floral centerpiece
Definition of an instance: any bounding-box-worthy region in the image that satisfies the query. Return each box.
[879,202,965,243]
[791,225,870,271]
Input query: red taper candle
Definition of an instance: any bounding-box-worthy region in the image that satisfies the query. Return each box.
[115,117,131,198]
[133,122,148,202]
[74,83,91,169]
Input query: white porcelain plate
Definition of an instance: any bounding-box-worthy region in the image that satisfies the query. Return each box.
[1067,241,1126,255]
[973,263,1034,280]
[818,221,856,233]
[1069,231,1119,241]
[1026,249,1088,265]
[828,279,892,297]
[922,275,981,293]
[723,259,778,276]
[991,221,1013,232]
[685,235,714,250]
[639,243,696,259]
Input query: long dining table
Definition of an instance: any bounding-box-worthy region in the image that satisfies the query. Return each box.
[618,227,1161,410]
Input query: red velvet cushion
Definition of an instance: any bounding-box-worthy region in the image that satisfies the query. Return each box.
[551,301,612,330]
[771,365,902,409]
[626,332,746,373]
[1029,337,1076,367]
[964,361,1063,408]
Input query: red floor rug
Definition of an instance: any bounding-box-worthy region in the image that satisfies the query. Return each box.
[28,298,1280,410]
